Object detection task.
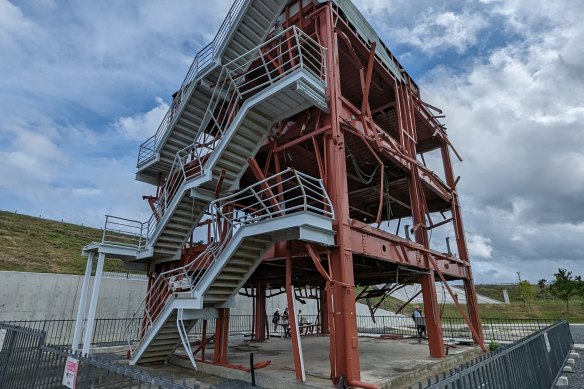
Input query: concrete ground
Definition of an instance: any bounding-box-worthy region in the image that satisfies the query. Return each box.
[566,324,584,389]
[171,335,482,389]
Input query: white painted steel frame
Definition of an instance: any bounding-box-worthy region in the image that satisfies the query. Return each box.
[71,251,94,352]
[81,252,105,356]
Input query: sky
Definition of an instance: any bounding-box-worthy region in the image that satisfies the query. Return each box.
[1,0,583,284]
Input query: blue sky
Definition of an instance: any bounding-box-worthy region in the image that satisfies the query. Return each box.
[1,0,583,283]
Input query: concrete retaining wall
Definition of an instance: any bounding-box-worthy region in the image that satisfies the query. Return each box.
[0,271,398,322]
[0,271,146,321]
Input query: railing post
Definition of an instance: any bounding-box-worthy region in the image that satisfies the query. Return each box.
[322,47,328,83]
[295,170,307,213]
[138,223,143,249]
[102,216,108,243]
[294,27,303,70]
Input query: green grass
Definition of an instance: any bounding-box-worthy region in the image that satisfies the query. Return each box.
[0,210,123,274]
[360,287,584,323]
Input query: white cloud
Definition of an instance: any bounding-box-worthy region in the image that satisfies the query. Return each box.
[0,0,39,49]
[1,0,583,284]
[113,97,169,140]
[393,11,488,54]
[355,0,394,15]
[468,235,493,259]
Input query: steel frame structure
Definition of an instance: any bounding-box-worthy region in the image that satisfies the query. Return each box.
[235,1,484,386]
[125,0,485,387]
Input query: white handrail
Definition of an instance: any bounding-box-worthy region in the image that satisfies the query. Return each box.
[144,26,327,235]
[103,28,328,256]
[124,169,334,352]
[137,0,247,167]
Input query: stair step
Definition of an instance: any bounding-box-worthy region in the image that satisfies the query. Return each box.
[157,236,184,244]
[212,279,241,288]
[241,240,270,249]
[154,248,177,256]
[217,272,245,281]
[222,149,248,165]
[226,256,254,266]
[147,340,180,350]
[246,9,270,29]
[138,355,168,364]
[204,294,231,302]
[155,241,182,250]
[216,158,247,174]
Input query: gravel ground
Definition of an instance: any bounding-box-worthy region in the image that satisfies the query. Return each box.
[566,324,584,389]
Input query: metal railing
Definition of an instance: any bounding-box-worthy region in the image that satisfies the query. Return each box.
[107,26,328,254]
[0,324,46,388]
[101,215,148,249]
[0,323,199,388]
[125,168,333,353]
[0,315,558,351]
[410,321,573,389]
[37,346,199,389]
[1,318,140,347]
[145,25,328,237]
[137,0,247,167]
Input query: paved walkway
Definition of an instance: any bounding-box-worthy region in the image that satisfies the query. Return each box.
[566,324,583,388]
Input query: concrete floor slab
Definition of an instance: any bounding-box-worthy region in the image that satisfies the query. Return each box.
[171,335,483,389]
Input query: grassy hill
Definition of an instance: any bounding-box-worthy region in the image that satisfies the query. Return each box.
[360,287,584,323]
[0,210,123,274]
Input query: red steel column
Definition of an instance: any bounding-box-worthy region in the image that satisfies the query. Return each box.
[321,6,361,384]
[319,285,329,335]
[419,272,445,357]
[397,82,445,358]
[440,144,483,344]
[213,308,230,364]
[254,283,267,342]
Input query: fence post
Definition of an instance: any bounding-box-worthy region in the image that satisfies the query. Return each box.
[0,328,15,384]
[30,331,46,387]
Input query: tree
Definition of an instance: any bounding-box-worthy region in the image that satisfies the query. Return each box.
[516,272,536,307]
[549,268,582,313]
[537,278,549,299]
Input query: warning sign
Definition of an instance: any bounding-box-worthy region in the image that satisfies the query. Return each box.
[62,357,79,389]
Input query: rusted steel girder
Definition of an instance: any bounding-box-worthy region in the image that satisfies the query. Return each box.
[213,308,230,364]
[320,6,363,384]
[253,283,267,342]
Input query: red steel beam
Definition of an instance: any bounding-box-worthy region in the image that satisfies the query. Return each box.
[440,143,484,344]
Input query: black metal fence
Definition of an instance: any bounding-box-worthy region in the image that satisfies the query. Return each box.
[409,320,573,389]
[0,323,199,388]
[2,315,559,349]
[0,318,138,347]
[0,324,46,388]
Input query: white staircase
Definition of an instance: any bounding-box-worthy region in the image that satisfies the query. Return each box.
[83,2,335,368]
[125,169,336,366]
[87,26,329,262]
[137,0,288,184]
